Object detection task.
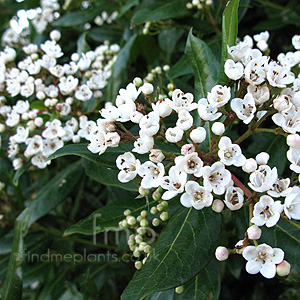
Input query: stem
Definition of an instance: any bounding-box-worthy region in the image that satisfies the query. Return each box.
[231,173,252,198]
[233,128,252,145]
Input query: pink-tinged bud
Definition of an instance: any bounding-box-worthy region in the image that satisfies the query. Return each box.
[139,187,150,197]
[186,2,193,9]
[211,122,225,135]
[149,149,165,163]
[181,143,195,155]
[167,83,174,91]
[212,199,224,213]
[247,225,262,240]
[273,96,290,112]
[124,209,131,216]
[34,117,43,127]
[133,77,143,87]
[66,97,74,105]
[255,152,269,165]
[141,83,154,95]
[276,260,291,276]
[190,127,206,144]
[94,90,103,99]
[215,246,229,261]
[55,104,62,110]
[242,158,257,173]
[287,134,300,148]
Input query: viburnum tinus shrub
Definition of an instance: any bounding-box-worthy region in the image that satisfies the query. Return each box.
[2,0,300,299]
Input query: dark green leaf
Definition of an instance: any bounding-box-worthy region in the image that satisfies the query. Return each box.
[88,27,123,43]
[158,28,184,55]
[145,289,175,300]
[166,54,193,80]
[52,10,100,27]
[119,0,140,17]
[1,212,27,300]
[81,158,139,191]
[13,161,31,186]
[186,31,219,101]
[106,35,137,105]
[57,283,83,300]
[174,258,221,300]
[77,32,90,55]
[121,207,221,299]
[64,193,156,236]
[219,0,240,85]
[17,162,83,231]
[131,0,190,27]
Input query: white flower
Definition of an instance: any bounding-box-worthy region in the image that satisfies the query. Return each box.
[151,98,173,118]
[100,105,119,122]
[6,110,20,127]
[224,59,244,80]
[292,35,300,50]
[139,111,160,136]
[272,107,300,134]
[13,100,30,114]
[41,40,63,58]
[105,132,120,148]
[11,126,29,143]
[267,177,292,198]
[202,161,231,195]
[176,110,193,131]
[231,93,256,124]
[284,186,300,220]
[190,127,206,144]
[117,99,136,123]
[42,138,64,156]
[63,61,78,75]
[287,147,300,173]
[267,61,295,88]
[207,85,231,108]
[75,84,93,101]
[87,70,106,90]
[77,54,91,71]
[132,134,154,154]
[224,186,244,210]
[31,152,51,169]
[197,98,222,121]
[116,152,140,183]
[77,116,96,140]
[8,141,19,158]
[180,181,213,210]
[247,84,270,105]
[244,59,266,86]
[59,75,79,95]
[13,158,23,170]
[248,165,278,192]
[165,127,184,143]
[254,31,269,52]
[161,166,187,200]
[42,119,65,139]
[242,243,284,279]
[149,149,165,163]
[218,136,246,167]
[137,161,165,189]
[87,127,107,155]
[25,135,44,156]
[171,89,197,113]
[251,195,283,227]
[175,152,203,177]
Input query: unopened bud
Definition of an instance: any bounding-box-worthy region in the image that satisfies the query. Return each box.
[152,218,160,226]
[181,144,195,155]
[135,261,143,269]
[133,77,143,88]
[139,187,150,197]
[215,246,229,261]
[141,83,154,95]
[167,83,175,91]
[276,260,291,276]
[255,152,269,165]
[211,122,225,136]
[175,286,184,294]
[163,65,170,72]
[34,117,43,127]
[137,227,146,235]
[287,134,300,148]
[247,225,262,240]
[124,209,131,216]
[190,127,206,144]
[133,250,141,257]
[160,212,169,221]
[140,219,149,227]
[242,158,257,173]
[150,206,158,214]
[127,216,136,226]
[212,199,224,213]
[157,204,164,212]
[144,245,152,254]
[140,210,148,218]
[50,30,61,41]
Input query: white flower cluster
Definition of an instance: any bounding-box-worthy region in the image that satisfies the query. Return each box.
[0,31,120,170]
[94,11,118,26]
[85,32,300,279]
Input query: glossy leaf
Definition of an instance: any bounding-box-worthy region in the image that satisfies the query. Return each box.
[17,162,83,231]
[13,161,31,186]
[52,10,100,27]
[64,194,156,236]
[131,0,190,27]
[219,0,240,85]
[121,207,221,300]
[81,158,139,191]
[186,31,219,100]
[77,32,90,55]
[174,258,221,300]
[145,289,175,300]
[1,212,27,300]
[166,54,193,80]
[88,27,123,42]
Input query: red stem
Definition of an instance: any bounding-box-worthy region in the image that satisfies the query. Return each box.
[231,173,252,198]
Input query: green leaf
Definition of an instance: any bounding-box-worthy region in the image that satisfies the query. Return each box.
[121,207,221,299]
[145,290,174,300]
[1,211,28,300]
[17,162,83,231]
[52,10,100,27]
[174,258,221,300]
[219,0,240,85]
[186,30,219,101]
[261,219,300,281]
[77,32,90,55]
[106,35,137,105]
[57,283,83,300]
[81,158,139,191]
[158,28,184,55]
[131,0,190,27]
[64,194,157,236]
[166,54,193,80]
[13,161,31,186]
[88,27,123,43]
[119,0,139,17]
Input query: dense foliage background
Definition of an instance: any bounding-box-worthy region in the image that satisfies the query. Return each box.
[1,0,300,299]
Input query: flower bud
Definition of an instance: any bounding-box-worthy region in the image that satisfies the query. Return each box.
[140,210,148,218]
[144,245,152,254]
[157,204,164,212]
[72,135,81,143]
[161,201,168,207]
[255,152,269,165]
[94,90,103,99]
[137,227,146,235]
[287,134,300,148]
[121,219,128,227]
[149,149,165,163]
[190,127,206,144]
[180,144,195,156]
[135,261,143,269]
[133,250,141,257]
[36,91,46,100]
[175,286,184,294]
[71,53,80,62]
[163,65,170,72]
[167,83,174,91]
[152,218,160,226]
[50,30,61,41]
[13,158,23,170]
[150,206,158,214]
[34,117,43,127]
[124,209,131,216]
[138,242,147,251]
[211,122,225,135]
[242,158,257,173]
[247,225,262,240]
[133,77,143,87]
[140,219,149,227]
[160,212,169,221]
[139,187,150,197]
[215,246,229,261]
[135,234,143,244]
[141,83,154,95]
[66,97,74,105]
[127,216,136,226]
[276,260,291,276]
[212,199,224,213]
[26,120,36,131]
[0,123,5,133]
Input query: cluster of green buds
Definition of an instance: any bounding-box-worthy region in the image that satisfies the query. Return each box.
[119,188,171,269]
